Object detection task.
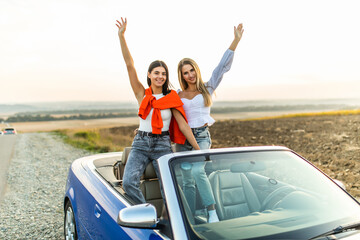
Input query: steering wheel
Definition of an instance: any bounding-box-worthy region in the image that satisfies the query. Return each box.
[261,186,296,211]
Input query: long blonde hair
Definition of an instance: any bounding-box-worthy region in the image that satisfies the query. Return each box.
[177,58,212,107]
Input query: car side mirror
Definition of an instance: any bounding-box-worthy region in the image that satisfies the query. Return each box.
[333,179,346,190]
[117,203,158,228]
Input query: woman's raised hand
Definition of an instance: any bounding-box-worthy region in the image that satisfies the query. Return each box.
[229,23,244,51]
[116,17,127,36]
[234,23,244,41]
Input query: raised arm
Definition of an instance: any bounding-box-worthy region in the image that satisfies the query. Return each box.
[229,23,244,51]
[116,18,145,104]
[171,109,200,150]
[206,24,244,94]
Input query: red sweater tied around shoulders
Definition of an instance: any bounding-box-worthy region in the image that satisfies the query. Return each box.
[138,88,187,144]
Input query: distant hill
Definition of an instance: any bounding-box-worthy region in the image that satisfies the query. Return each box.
[0,104,39,114]
[0,102,138,115]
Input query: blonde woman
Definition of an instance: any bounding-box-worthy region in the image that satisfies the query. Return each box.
[176,23,244,222]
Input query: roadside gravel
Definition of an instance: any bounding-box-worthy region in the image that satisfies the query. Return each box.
[0,133,90,240]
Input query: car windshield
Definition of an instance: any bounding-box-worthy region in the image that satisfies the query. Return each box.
[169,149,360,239]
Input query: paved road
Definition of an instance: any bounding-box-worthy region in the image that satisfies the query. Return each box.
[0,135,17,201]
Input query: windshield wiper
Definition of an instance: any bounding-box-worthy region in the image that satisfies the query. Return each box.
[309,221,360,239]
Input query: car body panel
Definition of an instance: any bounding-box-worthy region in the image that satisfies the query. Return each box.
[64,146,360,240]
[64,152,165,240]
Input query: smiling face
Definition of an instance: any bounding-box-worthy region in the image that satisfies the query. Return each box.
[181,64,197,85]
[146,60,170,94]
[177,58,202,91]
[148,66,167,88]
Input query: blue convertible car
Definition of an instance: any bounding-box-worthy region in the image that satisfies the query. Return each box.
[64,146,360,239]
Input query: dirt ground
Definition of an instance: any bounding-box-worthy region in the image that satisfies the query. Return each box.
[209,114,360,199]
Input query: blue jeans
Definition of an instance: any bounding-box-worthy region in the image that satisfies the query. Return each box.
[123,134,172,204]
[175,126,215,213]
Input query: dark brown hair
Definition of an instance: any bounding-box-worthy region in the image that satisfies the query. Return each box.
[147,60,171,95]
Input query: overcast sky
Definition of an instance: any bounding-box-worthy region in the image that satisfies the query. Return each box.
[1,0,360,104]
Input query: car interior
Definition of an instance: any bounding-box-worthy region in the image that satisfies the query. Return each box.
[171,156,292,224]
[95,148,275,222]
[94,147,164,218]
[94,148,327,227]
[94,146,214,222]
[94,148,289,221]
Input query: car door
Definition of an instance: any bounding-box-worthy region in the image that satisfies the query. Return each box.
[75,165,164,239]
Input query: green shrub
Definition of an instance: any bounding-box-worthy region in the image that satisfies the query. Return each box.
[74,131,89,138]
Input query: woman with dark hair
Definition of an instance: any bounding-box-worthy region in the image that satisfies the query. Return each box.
[176,23,244,222]
[116,17,200,204]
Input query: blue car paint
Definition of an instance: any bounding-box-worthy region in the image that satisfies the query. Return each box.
[64,157,164,240]
[65,169,93,239]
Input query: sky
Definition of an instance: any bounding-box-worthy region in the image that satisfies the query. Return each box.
[1,0,360,104]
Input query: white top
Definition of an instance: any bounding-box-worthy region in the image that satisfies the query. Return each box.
[138,93,172,132]
[180,49,235,128]
[181,94,214,128]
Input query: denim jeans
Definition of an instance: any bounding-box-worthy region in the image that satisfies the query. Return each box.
[123,134,172,204]
[175,126,215,213]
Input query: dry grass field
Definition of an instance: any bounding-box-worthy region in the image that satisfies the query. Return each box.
[4,117,139,133]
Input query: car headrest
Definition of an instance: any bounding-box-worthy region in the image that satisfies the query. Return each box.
[211,158,266,172]
[230,161,266,173]
[121,147,132,165]
[143,163,157,180]
[210,158,235,171]
[121,147,157,180]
